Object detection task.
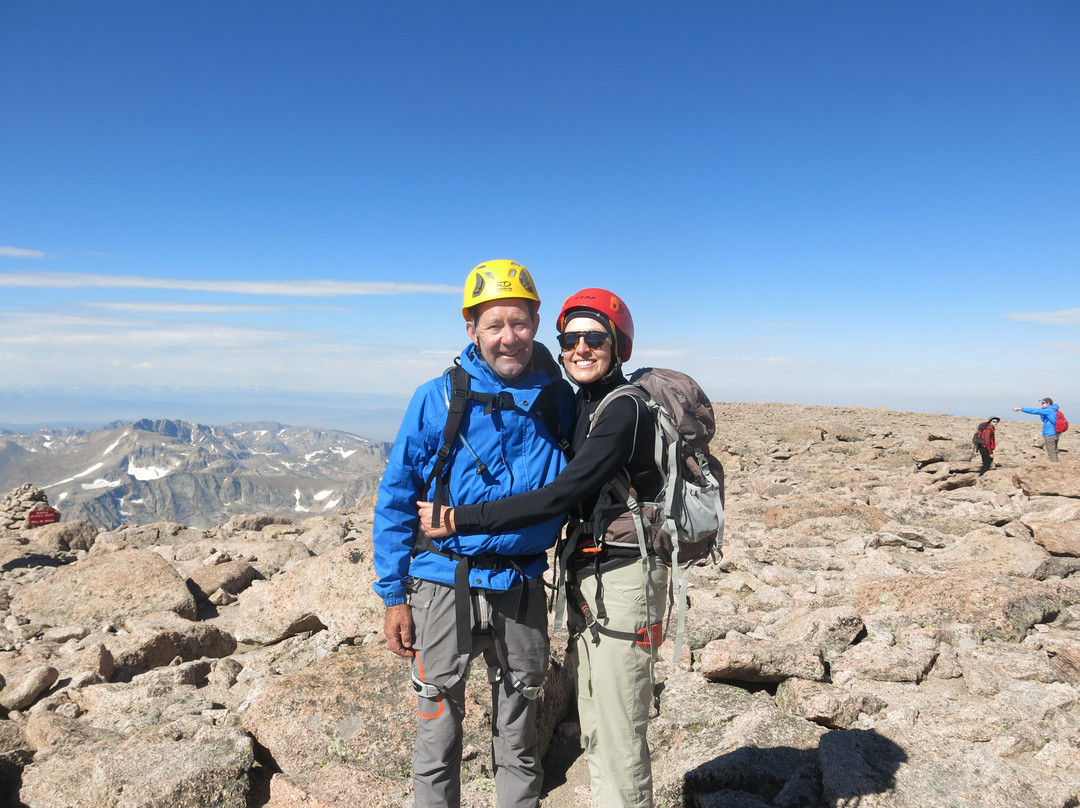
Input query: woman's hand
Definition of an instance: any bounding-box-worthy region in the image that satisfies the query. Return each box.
[417,501,455,538]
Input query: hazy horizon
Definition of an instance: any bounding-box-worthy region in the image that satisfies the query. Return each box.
[0,383,1045,445]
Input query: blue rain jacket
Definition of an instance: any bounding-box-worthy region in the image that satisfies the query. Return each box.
[373,342,574,606]
[1020,403,1061,437]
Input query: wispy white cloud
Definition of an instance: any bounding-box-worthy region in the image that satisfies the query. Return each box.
[634,348,692,359]
[0,247,46,258]
[0,309,454,394]
[0,311,304,348]
[649,338,779,347]
[736,355,797,363]
[1005,308,1080,326]
[86,302,354,314]
[972,346,1039,356]
[1041,342,1080,356]
[0,271,458,297]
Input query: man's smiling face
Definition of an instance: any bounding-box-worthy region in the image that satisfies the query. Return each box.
[466,298,540,382]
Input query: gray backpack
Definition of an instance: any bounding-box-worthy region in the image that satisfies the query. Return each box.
[559,367,725,661]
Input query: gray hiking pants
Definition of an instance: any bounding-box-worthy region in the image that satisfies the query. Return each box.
[1045,433,1060,462]
[567,556,668,808]
[408,576,549,808]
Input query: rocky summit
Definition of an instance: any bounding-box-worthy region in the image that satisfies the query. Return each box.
[0,402,1079,808]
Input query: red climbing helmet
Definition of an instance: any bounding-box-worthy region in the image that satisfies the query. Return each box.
[556,288,634,362]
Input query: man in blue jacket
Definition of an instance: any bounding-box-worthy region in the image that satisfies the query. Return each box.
[1013,397,1063,462]
[373,259,574,808]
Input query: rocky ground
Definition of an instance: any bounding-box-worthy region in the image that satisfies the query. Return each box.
[0,403,1078,808]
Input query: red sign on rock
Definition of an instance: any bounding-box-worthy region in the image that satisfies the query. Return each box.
[27,508,59,527]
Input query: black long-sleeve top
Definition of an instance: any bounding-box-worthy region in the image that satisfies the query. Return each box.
[452,371,663,554]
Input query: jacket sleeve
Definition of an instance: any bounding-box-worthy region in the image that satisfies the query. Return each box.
[454,395,640,534]
[372,386,437,606]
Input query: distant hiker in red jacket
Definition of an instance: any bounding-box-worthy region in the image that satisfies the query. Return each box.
[972,417,1000,475]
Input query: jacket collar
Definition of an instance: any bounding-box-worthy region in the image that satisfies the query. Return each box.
[459,341,562,394]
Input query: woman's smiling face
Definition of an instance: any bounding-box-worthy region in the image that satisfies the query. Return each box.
[560,316,613,385]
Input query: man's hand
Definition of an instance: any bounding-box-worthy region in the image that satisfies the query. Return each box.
[384,603,416,658]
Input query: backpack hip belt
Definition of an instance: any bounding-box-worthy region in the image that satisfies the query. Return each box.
[562,563,663,649]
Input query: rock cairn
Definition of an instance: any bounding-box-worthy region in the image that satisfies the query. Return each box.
[0,484,55,531]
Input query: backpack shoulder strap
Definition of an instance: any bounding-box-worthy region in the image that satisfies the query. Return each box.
[424,364,472,526]
[587,384,658,493]
[587,383,648,434]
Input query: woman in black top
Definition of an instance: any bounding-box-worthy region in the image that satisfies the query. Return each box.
[418,288,668,808]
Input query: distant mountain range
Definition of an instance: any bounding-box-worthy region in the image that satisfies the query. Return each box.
[0,419,391,530]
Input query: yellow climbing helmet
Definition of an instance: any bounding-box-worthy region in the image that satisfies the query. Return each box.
[461,259,540,321]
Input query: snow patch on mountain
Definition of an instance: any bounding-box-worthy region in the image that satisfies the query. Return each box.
[127,462,171,481]
[83,478,123,490]
[103,433,129,454]
[293,488,310,513]
[45,462,105,488]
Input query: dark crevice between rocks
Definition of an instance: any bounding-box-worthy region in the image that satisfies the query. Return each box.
[1,760,29,808]
[186,578,222,620]
[245,737,280,808]
[741,680,781,697]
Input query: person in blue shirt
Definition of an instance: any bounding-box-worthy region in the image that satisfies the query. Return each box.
[372,259,574,808]
[1013,397,1063,462]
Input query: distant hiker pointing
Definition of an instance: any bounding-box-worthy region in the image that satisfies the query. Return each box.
[372,260,575,808]
[1013,397,1068,462]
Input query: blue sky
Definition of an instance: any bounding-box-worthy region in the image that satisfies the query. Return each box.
[2,1,1078,440]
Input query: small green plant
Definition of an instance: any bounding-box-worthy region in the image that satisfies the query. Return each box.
[326,735,348,759]
[467,777,497,794]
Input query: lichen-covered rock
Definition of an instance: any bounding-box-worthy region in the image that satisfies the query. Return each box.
[9,548,197,627]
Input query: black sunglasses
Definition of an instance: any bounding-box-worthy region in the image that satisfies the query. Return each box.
[558,331,611,350]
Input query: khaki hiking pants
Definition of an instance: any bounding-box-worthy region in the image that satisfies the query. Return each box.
[567,556,668,808]
[408,577,549,808]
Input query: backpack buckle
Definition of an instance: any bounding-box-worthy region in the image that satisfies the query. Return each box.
[634,622,664,649]
[411,676,442,699]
